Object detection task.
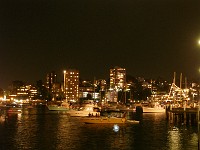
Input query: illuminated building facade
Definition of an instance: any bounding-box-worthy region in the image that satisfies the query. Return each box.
[46,71,63,101]
[8,81,38,102]
[96,79,107,102]
[79,80,94,100]
[109,66,126,102]
[63,69,79,102]
[110,66,126,90]
[46,71,57,92]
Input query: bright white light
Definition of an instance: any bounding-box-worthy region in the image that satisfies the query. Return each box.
[113,124,119,132]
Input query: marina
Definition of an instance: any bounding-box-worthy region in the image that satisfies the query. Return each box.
[0,0,199,149]
[0,105,198,150]
[0,71,199,150]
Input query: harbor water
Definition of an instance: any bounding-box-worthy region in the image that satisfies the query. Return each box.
[0,106,198,150]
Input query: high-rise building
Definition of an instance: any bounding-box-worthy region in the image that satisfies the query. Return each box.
[109,66,126,102]
[97,79,107,102]
[46,71,57,92]
[63,69,79,102]
[110,66,126,90]
[79,80,94,100]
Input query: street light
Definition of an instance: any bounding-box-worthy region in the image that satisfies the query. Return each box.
[63,70,66,100]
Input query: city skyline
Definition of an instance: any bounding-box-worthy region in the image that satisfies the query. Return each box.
[2,67,196,89]
[1,0,200,88]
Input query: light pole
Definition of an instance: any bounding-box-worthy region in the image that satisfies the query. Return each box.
[63,70,66,101]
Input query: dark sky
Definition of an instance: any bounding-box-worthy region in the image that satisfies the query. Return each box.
[0,0,200,88]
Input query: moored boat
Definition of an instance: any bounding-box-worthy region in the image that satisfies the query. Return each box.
[80,111,139,124]
[47,102,70,111]
[3,103,23,114]
[67,106,100,117]
[141,101,166,113]
[7,108,22,114]
[142,106,165,113]
[80,116,139,124]
[80,116,126,124]
[67,100,100,117]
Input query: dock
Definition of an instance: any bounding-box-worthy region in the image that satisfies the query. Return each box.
[166,107,199,125]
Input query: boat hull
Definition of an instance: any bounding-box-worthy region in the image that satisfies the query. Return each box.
[68,110,100,117]
[142,107,165,113]
[7,108,22,114]
[80,117,127,124]
[47,105,69,111]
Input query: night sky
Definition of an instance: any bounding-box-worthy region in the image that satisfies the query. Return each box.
[1,0,200,88]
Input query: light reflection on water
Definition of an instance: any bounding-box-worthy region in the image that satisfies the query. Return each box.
[0,106,198,150]
[167,125,198,150]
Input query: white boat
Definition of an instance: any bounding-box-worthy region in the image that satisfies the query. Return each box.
[142,106,165,113]
[141,101,166,113]
[67,102,100,117]
[47,102,70,111]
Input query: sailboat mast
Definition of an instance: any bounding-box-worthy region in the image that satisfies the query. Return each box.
[180,73,182,89]
[173,72,176,84]
[93,77,95,101]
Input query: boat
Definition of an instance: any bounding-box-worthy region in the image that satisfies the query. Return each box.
[80,111,139,124]
[81,116,125,124]
[67,106,100,117]
[142,106,165,113]
[141,101,166,113]
[7,108,22,114]
[67,100,100,117]
[3,103,23,114]
[80,116,139,124]
[47,102,70,111]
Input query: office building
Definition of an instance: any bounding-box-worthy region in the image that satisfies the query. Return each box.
[109,66,126,102]
[110,66,126,90]
[63,69,79,102]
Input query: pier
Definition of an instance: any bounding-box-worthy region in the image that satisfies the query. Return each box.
[166,107,199,125]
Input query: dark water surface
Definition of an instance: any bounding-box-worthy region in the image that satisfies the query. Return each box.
[0,106,198,150]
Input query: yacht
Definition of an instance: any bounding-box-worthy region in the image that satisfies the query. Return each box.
[80,111,139,124]
[47,102,70,111]
[142,102,165,113]
[142,106,165,113]
[67,100,100,117]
